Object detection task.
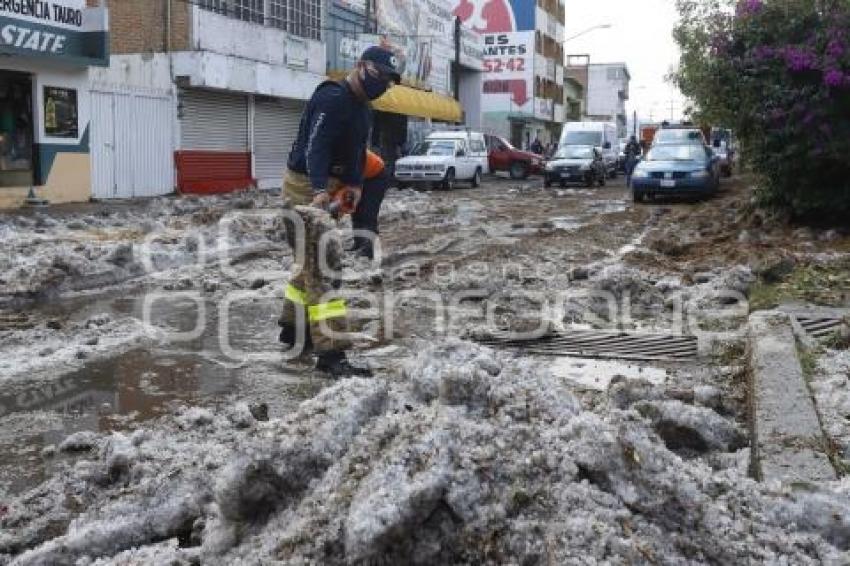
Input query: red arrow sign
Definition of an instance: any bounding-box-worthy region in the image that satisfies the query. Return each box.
[484,79,529,107]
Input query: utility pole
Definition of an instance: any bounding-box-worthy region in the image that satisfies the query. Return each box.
[453,17,461,102]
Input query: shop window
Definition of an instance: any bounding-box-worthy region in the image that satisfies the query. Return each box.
[0,72,33,187]
[44,87,78,139]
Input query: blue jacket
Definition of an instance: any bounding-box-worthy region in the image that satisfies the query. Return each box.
[287,80,372,193]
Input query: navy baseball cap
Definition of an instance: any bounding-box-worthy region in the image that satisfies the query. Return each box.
[360,46,402,84]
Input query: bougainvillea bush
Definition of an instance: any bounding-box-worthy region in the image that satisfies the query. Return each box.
[674,0,850,221]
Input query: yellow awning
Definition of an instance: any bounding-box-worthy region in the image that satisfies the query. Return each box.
[372,85,463,123]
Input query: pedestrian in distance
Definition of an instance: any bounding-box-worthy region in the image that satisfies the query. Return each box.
[530,136,544,156]
[278,46,401,378]
[624,135,643,187]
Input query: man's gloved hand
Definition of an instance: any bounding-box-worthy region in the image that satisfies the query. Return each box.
[311,191,332,208]
[326,186,362,218]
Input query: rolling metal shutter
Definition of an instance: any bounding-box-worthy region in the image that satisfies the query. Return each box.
[254,98,304,189]
[181,89,249,151]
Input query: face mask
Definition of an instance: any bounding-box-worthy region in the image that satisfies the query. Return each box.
[360,67,391,100]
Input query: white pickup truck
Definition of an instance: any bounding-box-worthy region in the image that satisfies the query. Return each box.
[394,131,489,190]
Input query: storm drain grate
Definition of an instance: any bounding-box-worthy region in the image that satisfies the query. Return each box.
[474,329,699,362]
[796,316,846,340]
[0,311,34,331]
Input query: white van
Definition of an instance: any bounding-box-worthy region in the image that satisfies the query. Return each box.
[394,130,489,190]
[559,122,619,178]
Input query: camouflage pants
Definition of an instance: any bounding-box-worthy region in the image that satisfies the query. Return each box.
[279,170,351,354]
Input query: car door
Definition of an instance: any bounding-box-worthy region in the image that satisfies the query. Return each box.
[456,140,473,179]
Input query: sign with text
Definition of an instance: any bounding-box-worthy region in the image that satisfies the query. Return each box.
[44,86,78,138]
[0,1,107,66]
[480,31,533,114]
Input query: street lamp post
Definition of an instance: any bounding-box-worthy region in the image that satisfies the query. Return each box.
[564,24,612,44]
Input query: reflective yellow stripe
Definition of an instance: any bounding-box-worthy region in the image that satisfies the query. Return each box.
[285,284,307,305]
[308,299,348,322]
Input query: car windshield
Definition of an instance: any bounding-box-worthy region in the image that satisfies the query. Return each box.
[646,145,708,162]
[555,146,594,159]
[654,129,704,144]
[412,141,456,156]
[563,131,602,146]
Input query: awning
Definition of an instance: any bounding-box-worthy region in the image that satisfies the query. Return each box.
[372,85,463,123]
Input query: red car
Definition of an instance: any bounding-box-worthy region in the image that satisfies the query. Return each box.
[484,134,545,179]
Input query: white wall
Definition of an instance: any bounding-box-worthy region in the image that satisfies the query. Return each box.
[89,54,174,95]
[586,65,628,120]
[172,51,324,101]
[192,7,326,77]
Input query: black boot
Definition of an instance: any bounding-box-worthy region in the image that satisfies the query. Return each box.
[315,350,372,378]
[278,321,312,354]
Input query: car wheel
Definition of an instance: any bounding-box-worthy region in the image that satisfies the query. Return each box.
[509,161,528,180]
[585,173,595,188]
[443,168,456,191]
[471,168,482,188]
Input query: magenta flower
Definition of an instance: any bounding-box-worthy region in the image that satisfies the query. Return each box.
[737,0,763,16]
[824,69,845,87]
[826,39,845,59]
[783,47,818,72]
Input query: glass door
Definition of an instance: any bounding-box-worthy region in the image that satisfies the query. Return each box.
[0,72,34,188]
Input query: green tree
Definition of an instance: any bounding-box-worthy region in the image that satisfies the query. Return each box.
[672,0,850,222]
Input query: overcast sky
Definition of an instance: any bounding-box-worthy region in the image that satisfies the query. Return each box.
[564,0,689,123]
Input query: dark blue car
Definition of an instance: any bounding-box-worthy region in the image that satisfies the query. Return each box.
[631,144,721,202]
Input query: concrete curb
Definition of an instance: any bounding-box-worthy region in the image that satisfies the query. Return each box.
[748,311,836,483]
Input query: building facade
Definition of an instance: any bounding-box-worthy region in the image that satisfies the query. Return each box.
[566,61,630,138]
[0,0,109,208]
[455,0,565,148]
[86,0,327,199]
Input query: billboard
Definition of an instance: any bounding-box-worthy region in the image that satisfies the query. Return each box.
[452,0,536,33]
[377,0,483,95]
[453,0,537,123]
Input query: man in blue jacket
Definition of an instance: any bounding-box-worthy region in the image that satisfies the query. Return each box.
[279,46,400,377]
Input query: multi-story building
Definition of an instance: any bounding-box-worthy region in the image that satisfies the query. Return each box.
[0,0,109,208]
[566,60,630,138]
[85,0,327,199]
[456,0,565,148]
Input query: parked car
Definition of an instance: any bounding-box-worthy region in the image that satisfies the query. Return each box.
[652,126,707,147]
[559,121,619,178]
[631,143,721,202]
[484,134,544,179]
[543,145,607,188]
[394,136,485,190]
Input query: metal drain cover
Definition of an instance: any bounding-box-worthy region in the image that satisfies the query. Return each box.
[796,316,846,340]
[474,329,698,362]
[0,312,34,330]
